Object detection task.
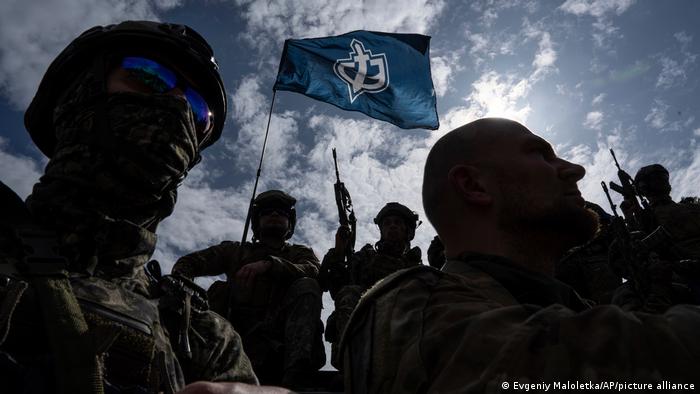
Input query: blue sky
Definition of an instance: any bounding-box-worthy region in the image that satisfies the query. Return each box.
[1,0,700,367]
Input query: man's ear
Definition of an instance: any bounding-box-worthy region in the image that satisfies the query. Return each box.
[447,165,492,205]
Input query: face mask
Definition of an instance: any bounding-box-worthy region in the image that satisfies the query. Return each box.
[32,91,200,226]
[26,90,202,276]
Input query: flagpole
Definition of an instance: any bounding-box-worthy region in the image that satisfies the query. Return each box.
[240,89,277,244]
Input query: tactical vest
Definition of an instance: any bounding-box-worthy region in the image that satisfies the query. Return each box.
[350,244,422,290]
[0,181,184,394]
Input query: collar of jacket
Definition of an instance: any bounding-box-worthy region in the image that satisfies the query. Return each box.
[444,252,591,312]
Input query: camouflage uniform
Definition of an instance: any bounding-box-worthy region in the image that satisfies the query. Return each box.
[325,202,423,370]
[0,21,257,393]
[173,240,325,386]
[341,253,700,393]
[650,200,700,259]
[325,243,421,368]
[556,227,622,304]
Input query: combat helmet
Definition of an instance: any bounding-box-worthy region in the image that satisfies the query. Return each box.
[252,190,297,240]
[634,164,671,196]
[634,164,669,183]
[373,202,420,241]
[25,20,226,157]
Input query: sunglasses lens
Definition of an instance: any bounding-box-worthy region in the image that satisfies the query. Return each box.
[184,87,212,135]
[121,56,213,140]
[121,57,177,93]
[260,207,290,217]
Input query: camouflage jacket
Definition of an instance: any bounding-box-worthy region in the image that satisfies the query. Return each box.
[173,241,319,283]
[324,243,421,292]
[0,182,257,392]
[556,229,621,304]
[652,200,700,259]
[173,241,319,315]
[341,252,700,393]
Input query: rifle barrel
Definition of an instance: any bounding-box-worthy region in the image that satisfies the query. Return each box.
[609,148,622,171]
[332,148,341,182]
[601,181,619,217]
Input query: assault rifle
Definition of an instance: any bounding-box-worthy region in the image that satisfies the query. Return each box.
[333,148,357,261]
[607,149,653,231]
[145,260,208,359]
[319,149,356,297]
[601,182,651,295]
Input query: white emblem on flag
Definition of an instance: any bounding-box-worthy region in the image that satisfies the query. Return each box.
[334,39,390,103]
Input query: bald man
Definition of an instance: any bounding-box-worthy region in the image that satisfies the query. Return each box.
[340,118,700,393]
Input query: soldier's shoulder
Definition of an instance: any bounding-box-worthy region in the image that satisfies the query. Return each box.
[342,265,442,347]
[197,240,239,253]
[288,242,315,253]
[679,196,700,206]
[359,265,443,307]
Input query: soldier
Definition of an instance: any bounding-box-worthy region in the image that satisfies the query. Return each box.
[635,164,700,259]
[341,118,700,393]
[172,190,325,388]
[323,202,421,368]
[0,21,258,393]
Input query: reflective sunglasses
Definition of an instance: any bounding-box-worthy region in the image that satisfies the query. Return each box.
[259,207,292,218]
[120,56,213,140]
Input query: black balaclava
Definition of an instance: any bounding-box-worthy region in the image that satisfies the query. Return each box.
[25,68,201,293]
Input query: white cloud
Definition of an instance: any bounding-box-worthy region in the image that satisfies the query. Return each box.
[644,99,668,130]
[521,19,558,80]
[656,57,686,89]
[0,137,43,199]
[465,30,518,66]
[643,99,693,133]
[0,0,172,109]
[559,0,635,49]
[559,126,639,210]
[430,53,462,97]
[154,164,251,273]
[693,128,700,137]
[559,0,635,18]
[591,93,606,105]
[532,31,557,78]
[674,31,692,45]
[672,149,700,199]
[464,71,532,124]
[655,32,697,89]
[227,76,303,174]
[584,111,603,130]
[234,0,446,51]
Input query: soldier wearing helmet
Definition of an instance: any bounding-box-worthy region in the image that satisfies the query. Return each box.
[322,202,421,369]
[0,21,259,393]
[172,190,325,389]
[635,164,673,206]
[632,164,700,261]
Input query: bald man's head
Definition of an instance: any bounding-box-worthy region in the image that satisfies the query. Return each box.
[423,117,596,256]
[422,118,529,230]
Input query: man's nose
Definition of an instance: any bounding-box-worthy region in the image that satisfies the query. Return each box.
[559,158,586,182]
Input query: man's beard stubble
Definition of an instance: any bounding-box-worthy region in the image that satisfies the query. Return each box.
[498,186,600,253]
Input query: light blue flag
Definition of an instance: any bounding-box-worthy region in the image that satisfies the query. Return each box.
[274,30,439,130]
